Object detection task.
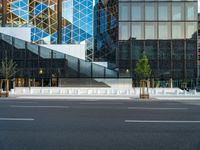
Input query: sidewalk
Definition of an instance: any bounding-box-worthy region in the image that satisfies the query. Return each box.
[2,94,134,100]
[1,94,200,101]
[152,95,200,100]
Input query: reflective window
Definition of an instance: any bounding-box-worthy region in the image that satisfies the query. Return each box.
[172,22,184,39]
[0,0,2,26]
[159,22,171,39]
[132,22,144,40]
[119,3,130,21]
[185,3,196,20]
[131,3,144,20]
[145,22,157,39]
[158,3,171,20]
[40,47,52,59]
[145,3,157,20]
[172,3,184,20]
[119,22,130,40]
[186,22,197,39]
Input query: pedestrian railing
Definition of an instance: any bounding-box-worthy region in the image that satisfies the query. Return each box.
[10,87,200,96]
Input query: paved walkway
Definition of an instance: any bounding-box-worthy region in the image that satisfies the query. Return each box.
[1,94,200,101]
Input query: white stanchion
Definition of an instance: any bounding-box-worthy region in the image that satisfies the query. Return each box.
[12,87,200,97]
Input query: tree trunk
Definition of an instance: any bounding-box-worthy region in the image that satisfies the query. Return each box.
[6,79,9,97]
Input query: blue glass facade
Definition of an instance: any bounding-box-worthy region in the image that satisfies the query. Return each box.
[5,0,93,44]
[93,0,118,65]
[0,0,199,87]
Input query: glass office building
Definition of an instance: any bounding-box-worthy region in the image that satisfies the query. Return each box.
[3,0,93,45]
[0,0,199,87]
[93,0,118,65]
[198,13,200,81]
[118,0,198,85]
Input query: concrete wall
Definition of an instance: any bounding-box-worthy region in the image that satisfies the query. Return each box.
[0,27,31,42]
[95,78,132,88]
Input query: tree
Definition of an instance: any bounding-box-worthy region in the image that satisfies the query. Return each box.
[0,57,17,79]
[134,52,151,80]
[0,57,17,97]
[134,52,151,99]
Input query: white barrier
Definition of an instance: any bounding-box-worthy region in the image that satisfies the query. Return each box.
[11,87,200,96]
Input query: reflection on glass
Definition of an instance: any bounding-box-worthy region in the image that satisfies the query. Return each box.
[131,3,144,20]
[172,3,184,20]
[40,47,52,59]
[158,3,170,20]
[119,3,130,21]
[172,22,184,39]
[159,22,171,39]
[185,3,196,20]
[145,22,157,39]
[145,3,157,20]
[186,22,197,39]
[132,22,144,39]
[0,0,2,26]
[119,22,130,40]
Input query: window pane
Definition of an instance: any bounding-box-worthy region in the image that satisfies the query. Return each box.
[185,3,196,20]
[131,3,144,20]
[158,3,170,20]
[119,22,130,40]
[172,22,184,39]
[145,22,157,39]
[119,3,130,21]
[145,3,157,20]
[172,3,184,20]
[186,22,197,39]
[132,22,144,39]
[40,47,52,59]
[159,22,171,39]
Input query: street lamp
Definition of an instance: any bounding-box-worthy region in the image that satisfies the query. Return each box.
[39,68,43,87]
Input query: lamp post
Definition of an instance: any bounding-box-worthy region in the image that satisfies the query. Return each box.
[39,68,43,87]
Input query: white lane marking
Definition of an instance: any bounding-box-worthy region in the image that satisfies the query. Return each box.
[125,120,200,123]
[0,118,34,121]
[128,107,188,110]
[0,101,38,104]
[10,105,69,109]
[80,102,123,105]
[17,102,38,104]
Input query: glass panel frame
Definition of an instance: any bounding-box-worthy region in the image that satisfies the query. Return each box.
[186,22,197,39]
[145,22,157,40]
[119,22,130,40]
[145,3,157,21]
[185,2,197,21]
[131,22,144,40]
[119,3,130,21]
[172,3,184,21]
[172,22,185,39]
[158,3,171,21]
[158,22,171,39]
[131,3,144,21]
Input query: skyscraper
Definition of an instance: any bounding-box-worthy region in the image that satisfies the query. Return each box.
[0,0,198,87]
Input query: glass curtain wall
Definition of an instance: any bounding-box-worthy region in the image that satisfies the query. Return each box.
[0,0,2,26]
[93,0,118,66]
[118,0,197,83]
[3,0,94,45]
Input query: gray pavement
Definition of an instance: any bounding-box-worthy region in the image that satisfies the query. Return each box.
[5,93,200,100]
[0,98,200,150]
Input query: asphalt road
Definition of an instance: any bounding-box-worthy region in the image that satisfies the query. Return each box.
[0,98,200,150]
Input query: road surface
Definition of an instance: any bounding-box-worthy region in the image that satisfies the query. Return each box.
[0,98,200,150]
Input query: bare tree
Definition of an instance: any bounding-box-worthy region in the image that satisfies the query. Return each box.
[0,57,17,96]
